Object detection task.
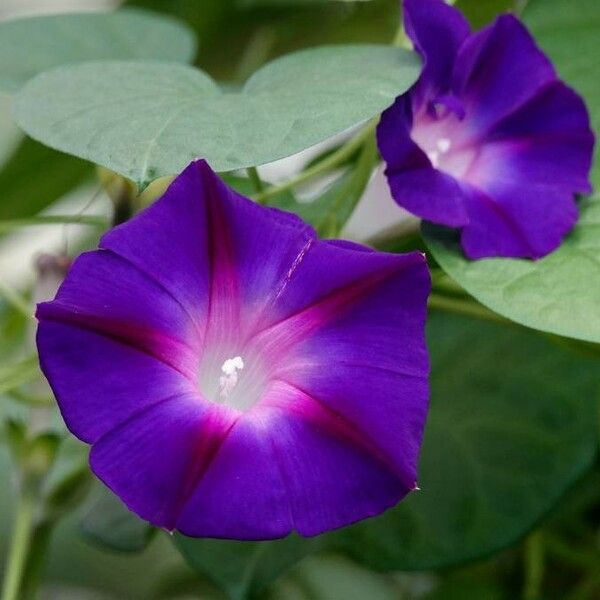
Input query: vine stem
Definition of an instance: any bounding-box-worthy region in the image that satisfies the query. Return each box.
[523,531,544,600]
[1,492,35,600]
[247,166,265,194]
[252,119,378,205]
[428,293,510,325]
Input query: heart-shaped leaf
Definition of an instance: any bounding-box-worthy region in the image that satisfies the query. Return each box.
[423,196,600,344]
[0,9,197,94]
[330,314,598,570]
[14,46,419,188]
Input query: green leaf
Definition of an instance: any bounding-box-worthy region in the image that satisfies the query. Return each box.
[238,0,373,6]
[269,556,403,600]
[423,196,600,344]
[0,215,107,234]
[126,0,400,81]
[330,313,598,570]
[14,46,420,188]
[175,534,319,600]
[0,137,93,220]
[80,484,156,553]
[0,9,197,93]
[455,0,514,28]
[224,171,360,236]
[524,0,600,185]
[0,354,40,395]
[45,464,91,520]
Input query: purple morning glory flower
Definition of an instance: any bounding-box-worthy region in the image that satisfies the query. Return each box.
[378,0,594,259]
[36,160,430,540]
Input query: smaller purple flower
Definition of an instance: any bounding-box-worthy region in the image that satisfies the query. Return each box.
[36,160,431,540]
[378,0,594,259]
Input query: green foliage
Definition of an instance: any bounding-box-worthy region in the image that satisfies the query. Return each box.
[80,484,156,553]
[455,0,514,28]
[0,9,197,94]
[226,166,368,238]
[329,313,598,570]
[126,0,400,81]
[0,355,40,396]
[0,137,92,221]
[423,196,600,344]
[14,46,419,188]
[239,0,374,6]
[267,555,403,600]
[175,534,319,600]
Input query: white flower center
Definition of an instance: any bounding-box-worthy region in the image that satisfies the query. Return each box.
[426,137,452,168]
[218,355,244,401]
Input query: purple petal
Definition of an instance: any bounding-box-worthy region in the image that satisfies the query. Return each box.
[90,394,238,530]
[37,250,201,377]
[37,321,195,443]
[176,414,293,540]
[453,15,556,135]
[403,0,470,103]
[482,81,594,193]
[257,383,408,537]
[460,183,578,260]
[276,254,430,490]
[100,163,212,336]
[377,95,470,227]
[378,2,594,261]
[384,166,470,227]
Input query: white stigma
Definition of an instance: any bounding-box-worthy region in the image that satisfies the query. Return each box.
[219,356,244,401]
[426,138,452,168]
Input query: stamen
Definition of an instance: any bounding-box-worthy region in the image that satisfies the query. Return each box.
[426,138,451,169]
[219,356,244,400]
[437,138,451,153]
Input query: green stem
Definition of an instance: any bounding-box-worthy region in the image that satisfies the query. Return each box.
[428,293,510,325]
[252,120,378,205]
[1,492,35,600]
[515,0,530,16]
[0,279,33,320]
[0,215,106,234]
[431,270,470,297]
[523,531,544,600]
[247,167,265,195]
[392,23,412,49]
[567,573,600,600]
[544,534,600,571]
[318,131,378,238]
[19,522,52,600]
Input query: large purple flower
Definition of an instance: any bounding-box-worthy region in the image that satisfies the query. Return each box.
[378,0,594,259]
[36,160,430,540]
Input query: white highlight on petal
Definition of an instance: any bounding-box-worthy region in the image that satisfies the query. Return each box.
[219,356,244,400]
[437,137,451,153]
[427,151,440,168]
